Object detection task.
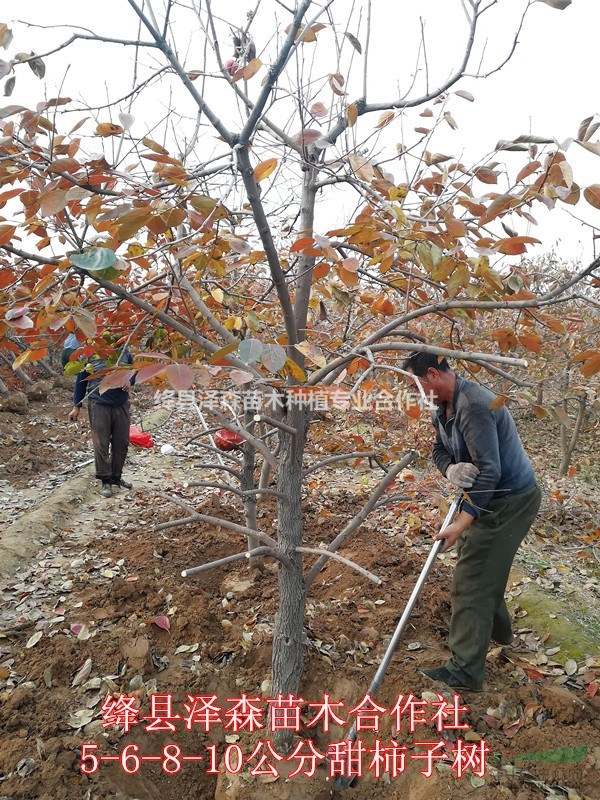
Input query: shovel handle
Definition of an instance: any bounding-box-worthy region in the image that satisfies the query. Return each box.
[360,491,461,702]
[333,491,462,791]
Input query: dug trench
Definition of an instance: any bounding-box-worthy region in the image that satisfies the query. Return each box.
[0,488,598,800]
[0,396,598,800]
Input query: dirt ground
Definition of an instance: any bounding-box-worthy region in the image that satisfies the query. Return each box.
[0,373,598,800]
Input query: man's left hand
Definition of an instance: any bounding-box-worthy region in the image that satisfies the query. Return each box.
[434,520,466,553]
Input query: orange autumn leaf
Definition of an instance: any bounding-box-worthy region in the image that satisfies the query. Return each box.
[516,161,541,182]
[290,237,315,253]
[518,332,542,353]
[96,122,124,137]
[254,158,277,182]
[490,395,508,410]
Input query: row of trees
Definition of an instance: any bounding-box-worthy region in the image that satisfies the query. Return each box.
[0,0,598,744]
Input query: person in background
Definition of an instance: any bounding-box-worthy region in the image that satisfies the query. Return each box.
[61,332,81,370]
[69,347,134,498]
[402,352,541,691]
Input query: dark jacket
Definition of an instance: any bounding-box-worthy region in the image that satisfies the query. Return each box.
[431,376,536,518]
[73,350,134,408]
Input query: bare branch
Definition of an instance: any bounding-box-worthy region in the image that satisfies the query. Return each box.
[188,462,242,479]
[362,0,372,99]
[12,32,158,69]
[236,147,299,346]
[182,546,289,577]
[153,491,278,547]
[309,342,528,387]
[303,451,377,478]
[297,547,382,585]
[467,0,531,80]
[305,450,417,590]
[126,0,235,146]
[239,0,313,144]
[324,0,481,146]
[183,481,283,499]
[254,414,298,436]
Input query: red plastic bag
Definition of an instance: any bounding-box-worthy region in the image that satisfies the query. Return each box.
[129,425,155,448]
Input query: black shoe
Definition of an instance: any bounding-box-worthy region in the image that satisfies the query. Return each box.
[421,666,474,691]
[492,632,514,646]
[101,482,113,498]
[111,477,132,489]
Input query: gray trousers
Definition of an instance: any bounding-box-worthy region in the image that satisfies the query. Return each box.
[446,484,542,689]
[88,401,130,482]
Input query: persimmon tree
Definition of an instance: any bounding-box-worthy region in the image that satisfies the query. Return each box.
[0,0,599,744]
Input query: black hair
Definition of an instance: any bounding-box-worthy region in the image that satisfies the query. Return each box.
[401,352,450,377]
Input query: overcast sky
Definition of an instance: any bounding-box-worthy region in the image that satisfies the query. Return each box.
[6,0,600,266]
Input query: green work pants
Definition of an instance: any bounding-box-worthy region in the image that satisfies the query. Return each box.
[446,484,542,689]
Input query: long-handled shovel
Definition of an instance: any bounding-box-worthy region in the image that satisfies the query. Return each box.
[332,490,462,791]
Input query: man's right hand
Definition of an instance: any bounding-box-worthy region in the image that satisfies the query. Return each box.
[69,406,80,422]
[446,462,479,488]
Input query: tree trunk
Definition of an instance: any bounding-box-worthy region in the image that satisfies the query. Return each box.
[37,357,58,377]
[559,394,588,476]
[271,403,309,749]
[242,410,263,570]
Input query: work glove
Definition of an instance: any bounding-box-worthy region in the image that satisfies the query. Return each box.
[446,462,479,488]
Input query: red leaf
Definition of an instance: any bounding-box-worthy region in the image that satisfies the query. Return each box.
[0,269,14,289]
[310,102,328,117]
[136,364,166,383]
[481,714,500,729]
[98,369,135,394]
[504,719,525,737]
[291,129,322,147]
[588,681,598,698]
[152,615,171,631]
[164,364,194,390]
[524,668,546,682]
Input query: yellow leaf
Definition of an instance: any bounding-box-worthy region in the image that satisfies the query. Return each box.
[209,341,239,365]
[295,340,327,368]
[389,186,408,202]
[211,287,224,304]
[338,265,359,287]
[96,122,124,137]
[127,243,146,257]
[348,155,374,183]
[346,103,358,128]
[254,158,278,182]
[12,349,32,370]
[142,137,168,155]
[284,357,307,382]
